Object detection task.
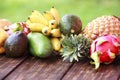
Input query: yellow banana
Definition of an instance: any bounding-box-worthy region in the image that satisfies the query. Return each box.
[58,47,63,53]
[51,37,61,51]
[25,20,31,25]
[42,27,51,36]
[28,15,40,23]
[50,6,60,24]
[29,10,48,25]
[58,37,63,53]
[50,28,61,37]
[43,11,55,21]
[32,10,41,16]
[49,20,58,29]
[28,15,48,26]
[28,23,47,32]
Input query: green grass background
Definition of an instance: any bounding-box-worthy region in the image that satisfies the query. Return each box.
[0,0,120,27]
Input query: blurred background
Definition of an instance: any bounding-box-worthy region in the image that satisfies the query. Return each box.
[0,0,120,27]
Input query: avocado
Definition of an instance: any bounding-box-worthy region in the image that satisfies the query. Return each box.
[4,31,28,57]
[60,14,82,35]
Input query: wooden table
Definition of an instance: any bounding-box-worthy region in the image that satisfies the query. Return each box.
[0,54,120,80]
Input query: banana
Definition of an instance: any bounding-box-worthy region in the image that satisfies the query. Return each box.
[49,20,58,29]
[50,28,61,37]
[43,11,55,21]
[28,23,47,32]
[29,10,48,25]
[28,15,40,23]
[25,20,31,25]
[58,47,63,53]
[58,37,63,53]
[42,27,51,36]
[32,10,41,16]
[51,37,61,51]
[50,6,60,24]
[28,15,48,26]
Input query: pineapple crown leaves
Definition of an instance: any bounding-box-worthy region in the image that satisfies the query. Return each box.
[61,34,91,62]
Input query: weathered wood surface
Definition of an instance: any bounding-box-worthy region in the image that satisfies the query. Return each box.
[62,60,120,80]
[0,55,26,80]
[63,56,120,80]
[4,56,73,80]
[0,55,120,80]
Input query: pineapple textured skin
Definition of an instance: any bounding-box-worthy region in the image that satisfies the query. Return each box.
[83,16,120,42]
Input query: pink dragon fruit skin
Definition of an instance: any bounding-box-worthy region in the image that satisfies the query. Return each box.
[4,22,30,35]
[90,35,120,69]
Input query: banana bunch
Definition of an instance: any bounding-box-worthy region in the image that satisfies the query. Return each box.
[26,6,62,52]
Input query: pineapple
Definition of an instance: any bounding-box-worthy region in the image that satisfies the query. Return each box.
[83,16,120,42]
[61,34,91,62]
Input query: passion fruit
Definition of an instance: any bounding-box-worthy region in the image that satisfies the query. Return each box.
[4,31,28,57]
[60,14,82,35]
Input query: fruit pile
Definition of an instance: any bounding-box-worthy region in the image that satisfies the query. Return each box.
[26,6,62,52]
[0,6,120,69]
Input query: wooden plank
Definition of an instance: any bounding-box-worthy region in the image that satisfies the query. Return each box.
[0,55,26,80]
[62,58,120,80]
[4,55,73,80]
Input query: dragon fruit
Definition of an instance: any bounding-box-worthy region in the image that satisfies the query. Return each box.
[90,35,120,69]
[4,22,30,35]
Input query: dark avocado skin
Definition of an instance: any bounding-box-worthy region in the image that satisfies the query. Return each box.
[60,14,82,35]
[4,31,28,57]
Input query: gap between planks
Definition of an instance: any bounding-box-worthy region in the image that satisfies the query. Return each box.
[3,55,73,80]
[2,57,28,80]
[0,55,27,80]
[60,62,75,80]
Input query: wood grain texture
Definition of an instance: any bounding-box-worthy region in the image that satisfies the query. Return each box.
[62,58,120,80]
[1,54,120,80]
[0,55,26,80]
[4,56,73,80]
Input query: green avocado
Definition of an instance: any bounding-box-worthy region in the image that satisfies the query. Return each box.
[60,14,82,35]
[4,31,28,57]
[27,32,53,58]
